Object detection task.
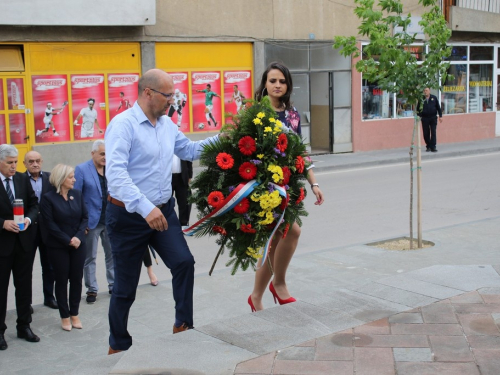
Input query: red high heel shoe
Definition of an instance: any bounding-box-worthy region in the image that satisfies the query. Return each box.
[269,282,296,305]
[248,295,256,312]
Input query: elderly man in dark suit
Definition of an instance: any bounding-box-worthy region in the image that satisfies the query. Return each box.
[23,150,57,310]
[0,144,40,351]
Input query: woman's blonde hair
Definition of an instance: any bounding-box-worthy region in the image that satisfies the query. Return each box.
[49,164,74,193]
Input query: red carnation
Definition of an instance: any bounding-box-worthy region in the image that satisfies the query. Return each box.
[212,225,227,236]
[281,166,291,186]
[295,156,305,174]
[233,198,250,214]
[239,162,257,180]
[208,191,225,208]
[216,152,234,170]
[282,223,290,239]
[279,194,289,211]
[295,187,305,205]
[240,223,257,233]
[277,133,288,152]
[238,136,256,156]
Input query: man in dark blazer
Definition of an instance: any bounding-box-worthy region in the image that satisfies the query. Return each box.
[171,154,193,229]
[23,150,57,310]
[0,144,41,351]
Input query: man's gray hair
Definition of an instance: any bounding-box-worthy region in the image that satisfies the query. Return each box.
[92,140,105,152]
[0,144,19,161]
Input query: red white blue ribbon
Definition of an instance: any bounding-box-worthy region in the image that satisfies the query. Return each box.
[183,180,287,269]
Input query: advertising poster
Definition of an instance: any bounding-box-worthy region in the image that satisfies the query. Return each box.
[0,115,6,144]
[107,73,139,122]
[0,79,4,110]
[167,72,190,133]
[32,75,71,142]
[71,74,106,140]
[7,78,25,110]
[9,113,26,144]
[223,70,252,123]
[191,71,222,132]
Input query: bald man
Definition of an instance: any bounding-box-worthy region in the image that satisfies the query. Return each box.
[23,151,57,310]
[105,69,220,354]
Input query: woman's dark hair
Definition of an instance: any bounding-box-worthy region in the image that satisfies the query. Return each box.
[255,61,294,110]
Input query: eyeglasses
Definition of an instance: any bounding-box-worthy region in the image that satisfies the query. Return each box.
[148,88,174,100]
[27,159,42,164]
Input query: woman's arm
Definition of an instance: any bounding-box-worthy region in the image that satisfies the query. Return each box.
[306,169,324,206]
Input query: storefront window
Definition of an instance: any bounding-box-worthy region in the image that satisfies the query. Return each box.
[469,64,493,112]
[441,64,467,114]
[470,46,493,61]
[362,80,393,119]
[445,46,467,61]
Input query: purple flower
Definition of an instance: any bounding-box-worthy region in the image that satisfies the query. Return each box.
[285,185,290,190]
[274,148,281,154]
[243,213,251,221]
[273,155,278,158]
[281,152,286,157]
[268,183,275,193]
[228,186,235,193]
[250,159,262,165]
[273,212,280,219]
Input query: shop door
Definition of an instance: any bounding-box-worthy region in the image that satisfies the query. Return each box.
[497,74,500,136]
[0,76,31,169]
[310,72,331,153]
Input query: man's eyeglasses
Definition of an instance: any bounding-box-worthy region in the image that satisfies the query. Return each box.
[148,88,174,100]
[27,159,42,165]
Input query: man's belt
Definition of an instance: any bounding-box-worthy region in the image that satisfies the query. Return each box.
[107,195,166,209]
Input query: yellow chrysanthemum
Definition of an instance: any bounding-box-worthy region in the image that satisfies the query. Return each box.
[253,118,262,125]
[264,126,272,133]
[257,154,264,159]
[257,112,265,119]
[250,192,261,202]
[246,247,261,259]
[269,118,276,123]
[267,165,283,184]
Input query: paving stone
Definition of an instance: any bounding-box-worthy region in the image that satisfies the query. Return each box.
[276,346,315,361]
[458,314,500,336]
[404,265,500,291]
[295,339,315,347]
[272,359,353,375]
[453,303,500,314]
[449,291,484,304]
[376,275,464,299]
[396,362,480,375]
[478,287,500,295]
[354,318,390,335]
[354,347,395,375]
[390,323,463,336]
[393,347,432,362]
[314,333,354,361]
[472,349,500,375]
[429,335,474,362]
[353,334,429,348]
[467,335,500,349]
[354,283,438,308]
[420,302,457,324]
[388,313,423,324]
[234,352,275,375]
[481,294,500,304]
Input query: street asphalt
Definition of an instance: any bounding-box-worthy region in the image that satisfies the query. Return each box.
[1,137,500,375]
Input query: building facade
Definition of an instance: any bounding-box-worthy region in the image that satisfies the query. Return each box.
[0,0,498,168]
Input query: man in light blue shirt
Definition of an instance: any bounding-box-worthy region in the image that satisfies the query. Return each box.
[105,69,219,354]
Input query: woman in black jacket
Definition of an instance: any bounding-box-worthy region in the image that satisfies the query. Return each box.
[41,164,88,331]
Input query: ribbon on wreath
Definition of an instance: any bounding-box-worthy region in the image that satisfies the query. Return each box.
[183,179,287,268]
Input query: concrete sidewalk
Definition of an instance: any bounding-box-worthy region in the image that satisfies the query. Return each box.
[2,137,499,375]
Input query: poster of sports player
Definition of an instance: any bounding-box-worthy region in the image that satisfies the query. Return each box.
[0,79,4,110]
[108,73,139,122]
[9,114,26,144]
[7,78,25,110]
[32,75,70,142]
[167,72,190,133]
[192,72,222,132]
[71,74,106,140]
[0,115,6,144]
[223,70,252,123]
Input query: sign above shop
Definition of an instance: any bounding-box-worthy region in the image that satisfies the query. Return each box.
[0,0,155,26]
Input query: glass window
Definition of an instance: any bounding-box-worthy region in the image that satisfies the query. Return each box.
[334,71,351,107]
[469,64,493,112]
[445,46,467,61]
[404,45,424,61]
[441,64,467,114]
[290,73,310,121]
[470,46,493,61]
[265,43,309,71]
[362,80,393,119]
[311,44,351,71]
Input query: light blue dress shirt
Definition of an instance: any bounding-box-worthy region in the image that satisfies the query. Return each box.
[105,102,218,218]
[28,171,43,202]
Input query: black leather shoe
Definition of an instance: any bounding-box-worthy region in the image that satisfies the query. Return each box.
[0,333,7,350]
[431,148,438,152]
[17,327,40,343]
[44,299,58,309]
